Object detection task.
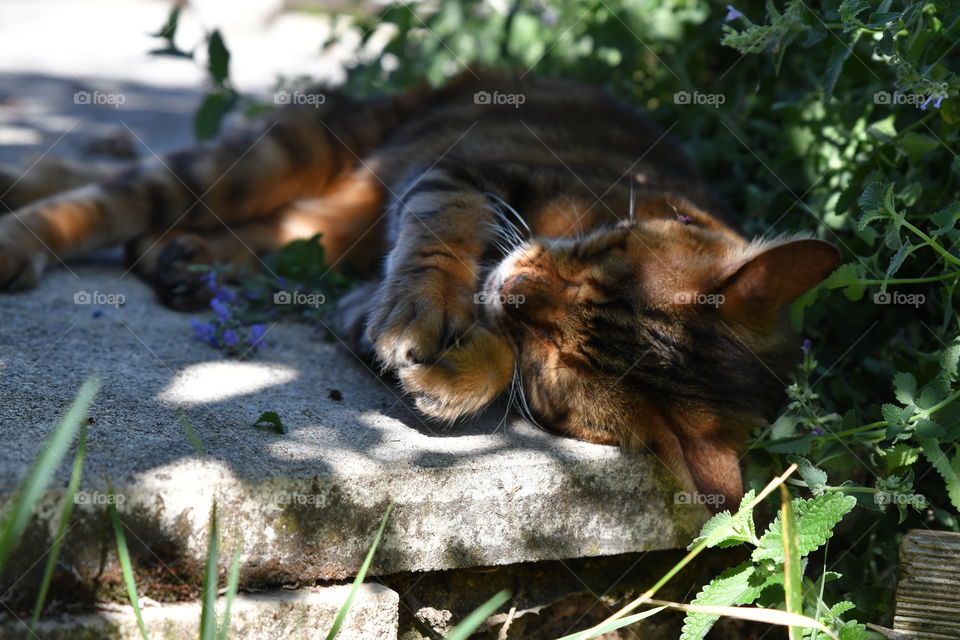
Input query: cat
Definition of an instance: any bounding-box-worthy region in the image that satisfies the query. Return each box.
[0,71,840,511]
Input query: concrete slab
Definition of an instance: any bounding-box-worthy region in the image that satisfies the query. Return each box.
[0,583,399,640]
[0,266,708,606]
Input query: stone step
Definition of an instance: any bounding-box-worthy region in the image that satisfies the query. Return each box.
[0,267,708,608]
[0,584,399,640]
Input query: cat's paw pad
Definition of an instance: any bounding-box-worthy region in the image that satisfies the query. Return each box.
[367,285,476,368]
[398,329,515,422]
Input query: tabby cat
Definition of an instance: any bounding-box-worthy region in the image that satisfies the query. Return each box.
[0,72,840,510]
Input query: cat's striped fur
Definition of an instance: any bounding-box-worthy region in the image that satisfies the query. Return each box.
[0,72,840,510]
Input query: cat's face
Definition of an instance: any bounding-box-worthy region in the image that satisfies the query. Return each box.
[481,202,840,505]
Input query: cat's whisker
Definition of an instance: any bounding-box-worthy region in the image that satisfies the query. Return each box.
[629,178,636,222]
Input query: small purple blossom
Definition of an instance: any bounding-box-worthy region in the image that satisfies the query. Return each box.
[202,271,218,291]
[92,309,104,318]
[223,329,239,346]
[191,318,217,344]
[811,426,824,436]
[725,5,744,21]
[249,324,266,347]
[210,298,231,323]
[934,95,945,109]
[920,95,934,111]
[677,214,692,225]
[801,338,812,354]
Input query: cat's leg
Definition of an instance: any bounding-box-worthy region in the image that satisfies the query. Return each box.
[126,165,387,310]
[0,157,122,210]
[365,167,516,421]
[0,91,398,291]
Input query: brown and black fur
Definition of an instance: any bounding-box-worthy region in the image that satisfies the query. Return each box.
[0,72,840,510]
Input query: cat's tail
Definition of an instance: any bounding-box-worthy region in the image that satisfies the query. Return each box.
[0,86,423,290]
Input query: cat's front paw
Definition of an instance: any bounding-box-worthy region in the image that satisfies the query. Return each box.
[0,230,48,291]
[398,328,515,421]
[366,279,477,368]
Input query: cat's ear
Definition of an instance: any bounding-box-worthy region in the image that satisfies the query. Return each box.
[713,238,840,329]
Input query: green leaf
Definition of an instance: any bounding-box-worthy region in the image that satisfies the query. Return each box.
[932,202,960,236]
[194,90,238,141]
[679,561,762,640]
[893,372,917,406]
[919,440,960,511]
[821,263,865,301]
[207,30,231,86]
[791,457,828,495]
[689,491,758,550]
[217,544,243,640]
[253,411,286,434]
[882,444,921,474]
[901,132,940,158]
[753,494,857,562]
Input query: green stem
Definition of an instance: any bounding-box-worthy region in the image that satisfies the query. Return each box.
[901,219,960,266]
[855,272,960,285]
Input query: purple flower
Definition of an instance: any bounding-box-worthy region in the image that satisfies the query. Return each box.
[191,318,217,344]
[677,214,692,225]
[210,298,231,323]
[920,95,934,111]
[801,338,812,354]
[92,309,104,318]
[934,95,945,109]
[725,5,744,21]
[249,324,266,347]
[212,286,235,303]
[202,271,217,291]
[223,329,239,346]
[811,426,824,436]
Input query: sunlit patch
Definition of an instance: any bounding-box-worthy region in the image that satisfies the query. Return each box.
[157,361,299,405]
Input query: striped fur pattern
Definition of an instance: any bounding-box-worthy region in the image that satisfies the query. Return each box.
[0,72,840,509]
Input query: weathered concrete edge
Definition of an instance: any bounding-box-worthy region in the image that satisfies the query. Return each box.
[0,584,399,640]
[9,453,708,597]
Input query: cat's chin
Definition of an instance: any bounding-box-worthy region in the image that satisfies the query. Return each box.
[480,247,526,321]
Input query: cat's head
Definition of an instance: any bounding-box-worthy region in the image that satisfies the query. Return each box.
[482,196,840,510]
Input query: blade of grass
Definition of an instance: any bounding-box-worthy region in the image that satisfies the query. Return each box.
[566,464,799,640]
[625,598,837,640]
[0,376,100,574]
[324,503,393,640]
[109,496,149,640]
[29,422,89,628]
[217,543,243,640]
[781,485,803,640]
[444,589,512,640]
[200,503,219,640]
[555,606,667,640]
[177,413,206,456]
